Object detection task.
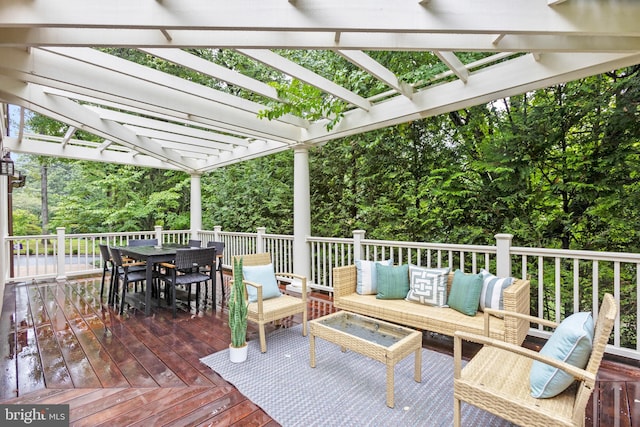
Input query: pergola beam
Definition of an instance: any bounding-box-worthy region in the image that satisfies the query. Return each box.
[237,49,372,111]
[338,50,414,98]
[0,0,636,35]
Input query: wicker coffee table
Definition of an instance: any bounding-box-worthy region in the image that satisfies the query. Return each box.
[309,310,422,408]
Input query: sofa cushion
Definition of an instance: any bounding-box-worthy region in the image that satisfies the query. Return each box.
[530,311,594,398]
[335,293,505,340]
[375,263,410,299]
[447,269,483,316]
[356,259,392,295]
[405,266,450,306]
[479,269,514,312]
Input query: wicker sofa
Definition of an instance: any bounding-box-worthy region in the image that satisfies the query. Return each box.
[332,264,531,345]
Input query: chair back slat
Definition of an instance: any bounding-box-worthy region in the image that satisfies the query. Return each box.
[174,247,216,271]
[129,239,158,247]
[99,244,111,262]
[234,252,271,269]
[188,239,202,248]
[207,241,225,254]
[109,247,125,267]
[587,293,617,374]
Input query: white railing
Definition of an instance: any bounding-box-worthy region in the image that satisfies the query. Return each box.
[3,226,639,360]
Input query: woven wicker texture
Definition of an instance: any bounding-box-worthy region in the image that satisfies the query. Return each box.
[333,264,530,345]
[453,293,617,427]
[233,252,308,353]
[309,311,422,408]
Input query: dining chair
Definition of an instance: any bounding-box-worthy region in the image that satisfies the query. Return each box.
[207,241,226,304]
[233,252,308,353]
[159,247,216,317]
[98,244,115,303]
[128,238,158,246]
[109,247,149,314]
[188,239,202,248]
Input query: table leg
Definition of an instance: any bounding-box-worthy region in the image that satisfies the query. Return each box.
[310,333,316,368]
[414,347,422,383]
[386,362,395,408]
[144,261,153,316]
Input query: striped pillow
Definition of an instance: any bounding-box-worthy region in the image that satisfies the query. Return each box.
[355,259,392,294]
[479,269,513,312]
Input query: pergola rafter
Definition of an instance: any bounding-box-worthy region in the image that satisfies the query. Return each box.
[0,0,638,173]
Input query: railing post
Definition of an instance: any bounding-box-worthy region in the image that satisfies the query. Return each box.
[353,230,366,261]
[495,233,513,277]
[256,227,266,253]
[214,225,222,242]
[154,225,163,248]
[56,227,67,282]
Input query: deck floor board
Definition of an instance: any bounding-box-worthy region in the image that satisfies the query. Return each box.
[1,276,639,426]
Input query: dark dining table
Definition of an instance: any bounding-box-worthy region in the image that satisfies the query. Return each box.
[119,244,187,315]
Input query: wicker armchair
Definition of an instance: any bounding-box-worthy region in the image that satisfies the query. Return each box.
[453,293,617,427]
[233,252,308,353]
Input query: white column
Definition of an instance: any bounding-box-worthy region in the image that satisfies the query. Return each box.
[293,147,311,278]
[495,233,513,277]
[190,173,202,240]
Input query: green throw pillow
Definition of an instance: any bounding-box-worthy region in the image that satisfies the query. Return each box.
[375,263,410,300]
[447,269,483,316]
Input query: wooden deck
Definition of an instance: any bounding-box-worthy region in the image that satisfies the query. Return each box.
[1,276,639,426]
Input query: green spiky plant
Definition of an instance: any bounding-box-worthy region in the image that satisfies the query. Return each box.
[229,257,248,348]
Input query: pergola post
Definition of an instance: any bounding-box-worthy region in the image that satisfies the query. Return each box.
[190,173,202,240]
[293,146,311,279]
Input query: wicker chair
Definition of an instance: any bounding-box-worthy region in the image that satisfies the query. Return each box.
[453,293,617,427]
[233,252,308,353]
[159,247,216,318]
[98,244,115,303]
[109,247,148,315]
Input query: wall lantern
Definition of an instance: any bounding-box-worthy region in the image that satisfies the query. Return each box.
[0,151,14,176]
[1,131,14,176]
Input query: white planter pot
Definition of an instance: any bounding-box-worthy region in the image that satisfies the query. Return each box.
[229,343,248,363]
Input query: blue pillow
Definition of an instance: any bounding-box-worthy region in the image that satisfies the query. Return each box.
[375,264,410,300]
[242,263,282,303]
[530,311,594,398]
[447,269,483,316]
[355,259,392,295]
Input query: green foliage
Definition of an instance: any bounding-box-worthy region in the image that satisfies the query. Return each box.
[229,257,248,348]
[258,79,346,131]
[12,209,41,235]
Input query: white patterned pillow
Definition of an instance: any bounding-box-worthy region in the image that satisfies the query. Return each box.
[355,259,392,294]
[479,269,514,312]
[405,266,450,306]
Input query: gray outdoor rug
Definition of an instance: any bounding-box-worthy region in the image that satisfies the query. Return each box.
[200,325,514,427]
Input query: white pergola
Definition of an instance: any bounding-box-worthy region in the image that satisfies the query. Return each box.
[1,0,639,283]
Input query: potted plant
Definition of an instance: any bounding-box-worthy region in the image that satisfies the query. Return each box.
[228,257,248,363]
